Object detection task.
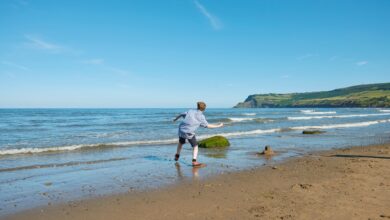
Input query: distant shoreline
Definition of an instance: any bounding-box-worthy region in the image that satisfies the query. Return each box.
[235,82,390,108]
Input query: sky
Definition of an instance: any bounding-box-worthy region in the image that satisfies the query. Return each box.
[0,0,389,108]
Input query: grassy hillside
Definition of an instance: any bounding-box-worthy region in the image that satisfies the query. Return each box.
[234,83,390,108]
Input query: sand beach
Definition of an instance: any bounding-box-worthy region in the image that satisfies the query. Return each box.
[5,143,390,220]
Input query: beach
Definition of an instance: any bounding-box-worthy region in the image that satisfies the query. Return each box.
[5,143,390,220]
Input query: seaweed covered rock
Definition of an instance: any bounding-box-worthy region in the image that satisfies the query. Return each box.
[198,136,230,148]
[302,130,325,134]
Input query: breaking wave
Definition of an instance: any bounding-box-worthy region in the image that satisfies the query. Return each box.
[1,119,389,156]
[300,109,336,115]
[242,113,256,116]
[227,117,274,123]
[291,119,390,130]
[288,113,390,120]
[228,117,256,122]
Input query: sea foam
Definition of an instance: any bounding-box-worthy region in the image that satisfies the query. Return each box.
[242,113,256,116]
[1,119,389,156]
[301,110,337,115]
[288,113,390,120]
[291,119,390,130]
[228,117,256,122]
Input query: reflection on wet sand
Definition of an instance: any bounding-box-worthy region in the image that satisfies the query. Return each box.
[204,148,228,159]
[174,162,202,181]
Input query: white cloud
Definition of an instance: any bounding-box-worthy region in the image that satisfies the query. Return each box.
[194,0,222,30]
[82,59,104,65]
[296,53,319,60]
[23,35,81,55]
[81,58,129,76]
[1,61,30,71]
[108,67,129,76]
[24,35,62,51]
[281,74,290,79]
[356,61,368,66]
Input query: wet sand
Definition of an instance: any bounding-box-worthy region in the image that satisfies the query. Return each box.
[5,144,390,220]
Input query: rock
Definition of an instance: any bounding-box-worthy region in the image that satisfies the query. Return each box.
[260,145,274,156]
[302,130,325,134]
[198,136,230,148]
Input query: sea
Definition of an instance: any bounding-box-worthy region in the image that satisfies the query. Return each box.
[1,108,390,216]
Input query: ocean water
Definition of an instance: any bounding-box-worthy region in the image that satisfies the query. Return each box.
[1,108,390,216]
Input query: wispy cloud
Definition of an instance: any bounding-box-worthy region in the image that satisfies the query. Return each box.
[296,53,319,60]
[81,58,129,76]
[108,67,129,76]
[23,35,81,54]
[1,61,30,71]
[356,61,368,66]
[81,59,104,65]
[24,35,62,51]
[281,74,290,79]
[194,0,222,30]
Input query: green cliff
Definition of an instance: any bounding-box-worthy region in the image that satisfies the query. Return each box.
[234,83,390,108]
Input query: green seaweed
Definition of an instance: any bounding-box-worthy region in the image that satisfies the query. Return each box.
[198,136,230,148]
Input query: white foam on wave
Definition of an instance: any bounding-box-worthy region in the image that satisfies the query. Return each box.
[242,113,256,116]
[379,109,390,113]
[300,109,336,114]
[292,119,390,130]
[0,138,178,156]
[303,111,336,115]
[288,113,390,120]
[0,128,281,156]
[205,128,281,139]
[2,119,389,156]
[228,117,255,122]
[300,110,314,113]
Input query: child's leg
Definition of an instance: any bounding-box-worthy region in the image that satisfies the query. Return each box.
[189,136,199,163]
[192,145,198,161]
[176,142,183,155]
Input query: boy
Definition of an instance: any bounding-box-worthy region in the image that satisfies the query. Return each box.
[173,101,223,166]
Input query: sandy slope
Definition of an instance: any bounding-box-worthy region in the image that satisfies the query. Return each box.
[5,144,390,220]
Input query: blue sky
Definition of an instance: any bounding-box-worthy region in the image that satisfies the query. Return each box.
[0,0,389,108]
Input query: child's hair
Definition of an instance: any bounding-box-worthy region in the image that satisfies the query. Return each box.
[197,101,206,111]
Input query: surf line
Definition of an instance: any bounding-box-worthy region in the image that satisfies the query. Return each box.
[1,119,389,156]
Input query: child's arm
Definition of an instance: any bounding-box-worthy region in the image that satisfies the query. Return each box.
[207,123,224,128]
[173,112,187,122]
[173,115,182,122]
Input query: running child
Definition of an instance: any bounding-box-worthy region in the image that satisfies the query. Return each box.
[173,101,223,166]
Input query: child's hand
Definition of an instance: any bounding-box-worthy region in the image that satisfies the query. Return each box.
[219,123,224,127]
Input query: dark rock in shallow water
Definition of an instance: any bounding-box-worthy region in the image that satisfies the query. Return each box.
[198,136,230,148]
[302,130,325,134]
[259,145,274,156]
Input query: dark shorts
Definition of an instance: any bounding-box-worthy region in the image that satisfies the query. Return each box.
[179,135,198,147]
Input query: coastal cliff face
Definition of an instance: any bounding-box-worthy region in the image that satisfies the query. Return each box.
[235,83,390,108]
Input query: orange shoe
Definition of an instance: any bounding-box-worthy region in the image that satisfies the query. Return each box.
[192,159,203,167]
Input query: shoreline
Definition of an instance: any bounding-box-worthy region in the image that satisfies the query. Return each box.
[4,143,390,220]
